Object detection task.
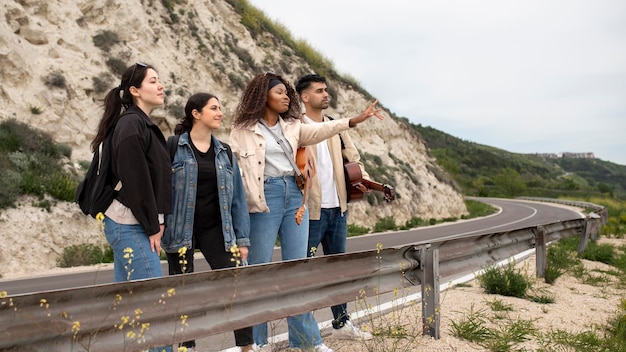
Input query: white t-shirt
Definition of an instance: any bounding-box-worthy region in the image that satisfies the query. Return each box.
[304,115,340,208]
[258,122,293,177]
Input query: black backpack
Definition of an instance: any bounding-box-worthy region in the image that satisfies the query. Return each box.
[75,133,120,218]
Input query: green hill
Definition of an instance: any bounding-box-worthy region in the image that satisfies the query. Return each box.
[410,123,626,200]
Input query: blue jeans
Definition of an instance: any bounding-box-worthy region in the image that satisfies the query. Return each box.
[308,208,350,329]
[104,216,165,282]
[103,216,172,352]
[248,176,323,348]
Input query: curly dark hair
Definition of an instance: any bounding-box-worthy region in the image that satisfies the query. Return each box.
[232,72,301,129]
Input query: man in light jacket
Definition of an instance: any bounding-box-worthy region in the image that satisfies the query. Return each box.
[296,74,374,341]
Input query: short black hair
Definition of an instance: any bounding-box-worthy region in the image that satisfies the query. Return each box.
[295,74,326,94]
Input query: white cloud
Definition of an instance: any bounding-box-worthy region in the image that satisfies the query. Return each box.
[249,0,626,165]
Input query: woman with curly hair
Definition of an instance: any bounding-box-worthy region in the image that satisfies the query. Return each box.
[229,72,383,352]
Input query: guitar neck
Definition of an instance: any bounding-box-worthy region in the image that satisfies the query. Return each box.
[361,179,387,193]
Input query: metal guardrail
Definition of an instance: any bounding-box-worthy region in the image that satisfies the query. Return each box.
[0,201,606,351]
[517,196,608,223]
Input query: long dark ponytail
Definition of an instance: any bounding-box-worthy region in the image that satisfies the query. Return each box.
[90,62,155,151]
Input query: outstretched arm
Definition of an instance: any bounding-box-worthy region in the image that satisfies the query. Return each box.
[348,100,385,127]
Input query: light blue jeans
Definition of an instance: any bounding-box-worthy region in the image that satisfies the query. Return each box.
[103,216,172,352]
[248,176,323,348]
[104,216,165,282]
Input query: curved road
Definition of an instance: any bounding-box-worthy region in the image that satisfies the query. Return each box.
[0,198,585,351]
[1,198,582,296]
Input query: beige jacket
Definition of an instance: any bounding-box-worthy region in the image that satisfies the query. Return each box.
[303,116,370,220]
[229,116,351,213]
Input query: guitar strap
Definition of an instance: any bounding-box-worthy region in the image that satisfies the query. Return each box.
[325,116,346,151]
[258,119,305,185]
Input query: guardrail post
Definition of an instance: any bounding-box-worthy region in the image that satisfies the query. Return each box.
[420,244,440,339]
[578,215,592,254]
[534,226,546,278]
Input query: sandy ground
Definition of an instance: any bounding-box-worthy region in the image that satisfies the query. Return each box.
[319,237,626,352]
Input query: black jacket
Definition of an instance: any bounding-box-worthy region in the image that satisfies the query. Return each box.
[111,105,172,236]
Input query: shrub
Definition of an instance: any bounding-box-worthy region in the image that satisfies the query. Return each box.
[43,70,66,89]
[0,169,21,208]
[47,172,78,202]
[581,241,616,266]
[105,57,127,76]
[545,239,582,283]
[57,244,106,267]
[374,216,397,233]
[347,223,369,237]
[93,73,113,94]
[478,261,531,298]
[402,217,425,230]
[29,105,43,114]
[93,30,120,51]
[0,119,77,209]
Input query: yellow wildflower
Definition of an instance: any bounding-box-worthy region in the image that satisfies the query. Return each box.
[0,291,7,298]
[71,321,81,334]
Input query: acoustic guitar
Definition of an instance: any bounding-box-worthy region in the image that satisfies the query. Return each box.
[343,161,395,203]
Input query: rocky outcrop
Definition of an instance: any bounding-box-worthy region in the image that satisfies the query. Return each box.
[0,0,467,277]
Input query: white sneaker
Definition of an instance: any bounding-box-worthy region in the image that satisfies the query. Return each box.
[332,321,373,341]
[313,343,334,352]
[252,343,273,352]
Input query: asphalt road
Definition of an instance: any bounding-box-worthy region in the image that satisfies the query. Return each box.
[0,198,584,351]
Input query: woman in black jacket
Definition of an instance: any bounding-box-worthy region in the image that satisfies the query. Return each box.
[91,62,171,285]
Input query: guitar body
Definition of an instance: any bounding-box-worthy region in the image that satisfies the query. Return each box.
[343,161,365,202]
[343,160,396,203]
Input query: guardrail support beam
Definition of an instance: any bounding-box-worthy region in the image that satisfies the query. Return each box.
[420,245,440,339]
[535,226,546,278]
[578,216,592,254]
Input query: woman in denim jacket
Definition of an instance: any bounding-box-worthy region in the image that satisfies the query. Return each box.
[162,93,254,352]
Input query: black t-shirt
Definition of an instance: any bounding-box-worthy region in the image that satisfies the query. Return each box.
[190,138,221,231]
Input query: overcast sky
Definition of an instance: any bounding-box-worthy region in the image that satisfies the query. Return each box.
[248,0,626,165]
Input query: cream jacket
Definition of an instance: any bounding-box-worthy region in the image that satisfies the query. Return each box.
[229,116,351,213]
[303,116,370,220]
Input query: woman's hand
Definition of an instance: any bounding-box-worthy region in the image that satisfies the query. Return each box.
[149,224,165,253]
[239,246,249,261]
[349,100,385,127]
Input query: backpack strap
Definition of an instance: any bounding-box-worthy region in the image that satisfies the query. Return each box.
[166,134,181,162]
[223,142,233,165]
[325,115,346,150]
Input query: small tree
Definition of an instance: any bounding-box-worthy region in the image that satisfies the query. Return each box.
[494,168,526,197]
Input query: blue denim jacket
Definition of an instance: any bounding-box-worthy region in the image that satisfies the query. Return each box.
[162,132,250,253]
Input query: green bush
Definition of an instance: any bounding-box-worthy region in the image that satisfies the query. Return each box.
[0,119,77,209]
[0,169,21,208]
[545,239,582,283]
[93,30,120,51]
[29,105,43,115]
[347,223,370,237]
[57,244,106,267]
[581,241,616,266]
[105,57,127,76]
[43,70,67,89]
[374,216,397,233]
[478,261,531,298]
[93,73,113,94]
[47,172,79,202]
